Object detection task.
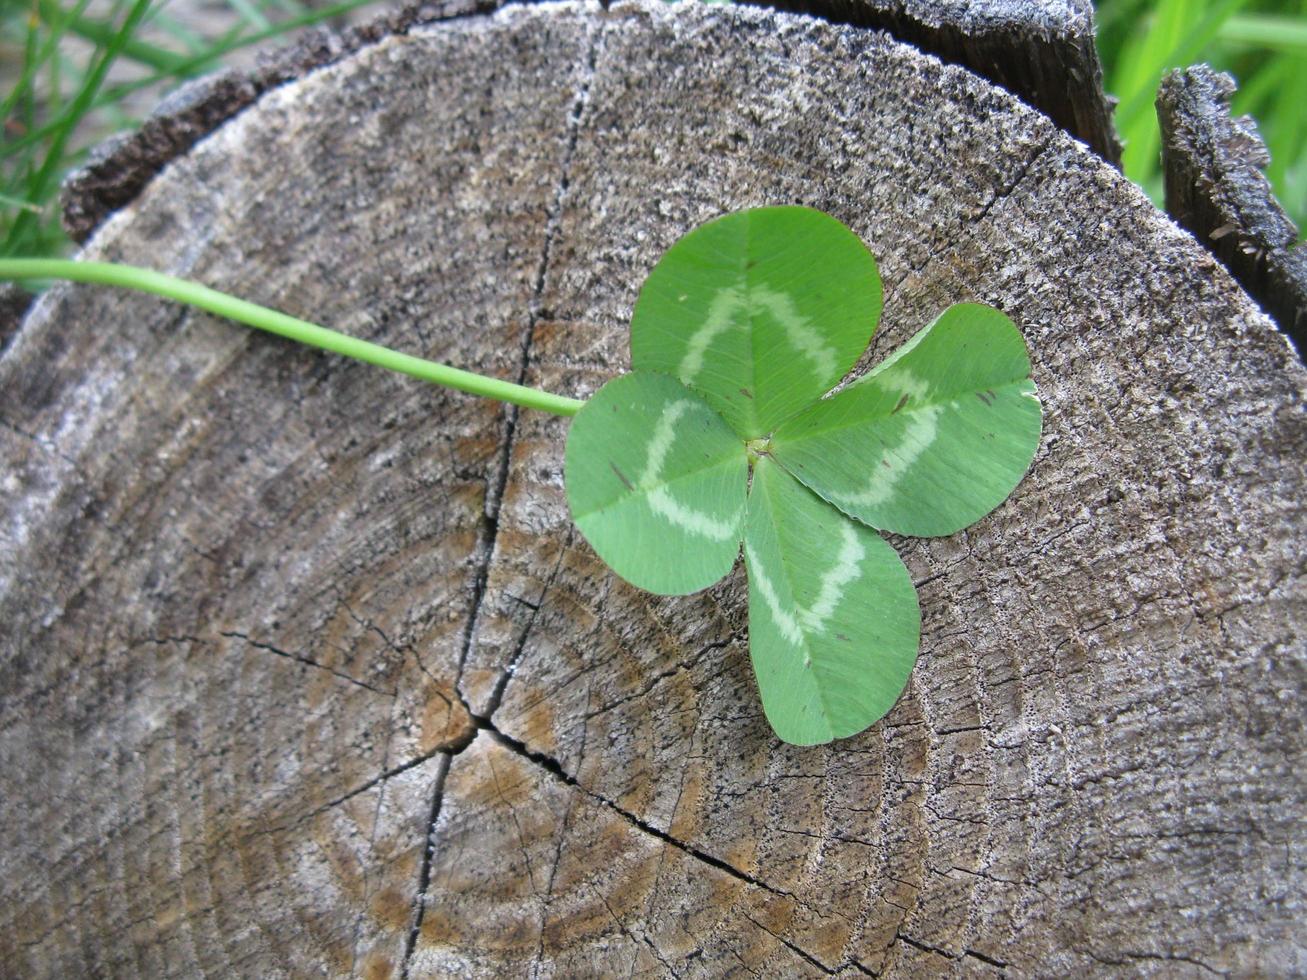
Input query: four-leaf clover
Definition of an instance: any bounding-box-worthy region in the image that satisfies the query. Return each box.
[0,206,1041,747]
[564,206,1042,745]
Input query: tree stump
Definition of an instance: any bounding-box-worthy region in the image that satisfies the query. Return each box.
[2,2,1303,976]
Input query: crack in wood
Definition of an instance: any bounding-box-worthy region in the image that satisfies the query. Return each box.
[968,134,1056,228]
[349,707,400,979]
[1089,948,1225,977]
[478,720,806,907]
[582,634,738,722]
[739,910,841,975]
[401,24,601,976]
[399,751,455,979]
[888,132,1056,297]
[219,629,394,696]
[529,683,591,977]
[893,931,954,960]
[963,946,1009,969]
[0,416,80,468]
[481,531,572,723]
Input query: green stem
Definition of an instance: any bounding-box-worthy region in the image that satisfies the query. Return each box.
[0,259,584,418]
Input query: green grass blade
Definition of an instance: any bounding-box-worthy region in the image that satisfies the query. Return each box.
[34,0,188,73]
[1113,0,1251,185]
[0,0,383,165]
[142,6,210,52]
[3,0,157,255]
[1219,12,1307,53]
[0,191,43,213]
[225,0,273,32]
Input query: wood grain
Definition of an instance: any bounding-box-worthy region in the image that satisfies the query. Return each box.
[756,0,1121,165]
[2,3,1303,976]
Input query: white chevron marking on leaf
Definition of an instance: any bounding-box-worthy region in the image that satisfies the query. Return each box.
[748,522,867,666]
[833,369,942,509]
[744,542,804,649]
[677,285,838,385]
[647,486,737,540]
[638,400,738,541]
[678,287,744,382]
[798,522,865,633]
[751,285,838,382]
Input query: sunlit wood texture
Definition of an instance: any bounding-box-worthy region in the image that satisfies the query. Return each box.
[757,0,1121,165]
[2,2,1303,976]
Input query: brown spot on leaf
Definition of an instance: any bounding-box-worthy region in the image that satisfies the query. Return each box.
[609,462,634,491]
[892,392,910,414]
[739,387,753,399]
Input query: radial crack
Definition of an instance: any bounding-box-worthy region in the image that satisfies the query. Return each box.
[399,751,455,980]
[889,133,1055,295]
[219,629,393,695]
[482,531,571,721]
[402,22,601,978]
[739,910,839,975]
[583,635,737,722]
[482,720,804,906]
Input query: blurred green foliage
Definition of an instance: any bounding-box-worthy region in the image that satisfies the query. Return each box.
[1096,0,1306,231]
[0,0,383,258]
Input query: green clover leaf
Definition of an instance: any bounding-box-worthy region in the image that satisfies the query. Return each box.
[564,206,1042,746]
[629,206,881,439]
[771,302,1043,537]
[564,370,747,595]
[744,457,919,745]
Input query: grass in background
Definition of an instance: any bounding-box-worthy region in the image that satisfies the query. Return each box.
[0,0,384,260]
[1096,0,1307,231]
[1,0,1303,261]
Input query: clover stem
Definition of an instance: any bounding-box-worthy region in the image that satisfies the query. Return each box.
[745,437,772,465]
[0,258,586,418]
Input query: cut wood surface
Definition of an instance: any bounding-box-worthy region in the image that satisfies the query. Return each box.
[55,0,1119,254]
[2,2,1304,976]
[759,0,1121,165]
[56,0,499,246]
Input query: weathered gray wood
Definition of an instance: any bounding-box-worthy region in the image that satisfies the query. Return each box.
[58,0,500,245]
[1158,65,1306,354]
[59,0,1127,254]
[755,0,1121,165]
[2,2,1304,977]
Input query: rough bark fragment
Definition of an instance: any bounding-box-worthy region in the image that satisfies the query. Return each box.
[2,3,1304,977]
[1158,64,1306,354]
[0,282,30,352]
[753,0,1121,165]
